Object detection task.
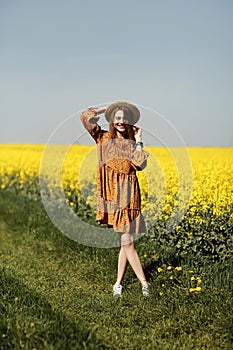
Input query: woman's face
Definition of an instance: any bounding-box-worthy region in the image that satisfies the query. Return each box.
[113,110,129,134]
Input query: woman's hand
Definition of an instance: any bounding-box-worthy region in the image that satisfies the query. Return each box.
[88,107,107,115]
[134,126,142,143]
[96,107,107,114]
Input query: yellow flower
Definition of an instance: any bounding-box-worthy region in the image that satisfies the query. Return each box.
[196,277,202,284]
[157,267,163,273]
[175,266,182,271]
[191,276,195,281]
[159,291,164,296]
[189,287,202,293]
[167,266,172,270]
[143,254,148,258]
[161,283,165,288]
[169,275,174,280]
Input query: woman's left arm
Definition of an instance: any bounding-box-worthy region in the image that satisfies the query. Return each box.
[131,126,149,170]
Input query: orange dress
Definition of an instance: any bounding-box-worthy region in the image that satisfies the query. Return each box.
[80,109,149,234]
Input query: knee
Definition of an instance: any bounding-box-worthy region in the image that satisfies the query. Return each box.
[121,233,134,248]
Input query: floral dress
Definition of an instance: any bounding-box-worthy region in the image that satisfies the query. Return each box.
[80,109,149,234]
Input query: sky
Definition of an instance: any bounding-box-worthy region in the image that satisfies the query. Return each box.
[1,0,233,146]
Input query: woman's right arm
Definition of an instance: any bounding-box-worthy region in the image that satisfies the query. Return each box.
[80,108,100,131]
[80,107,107,143]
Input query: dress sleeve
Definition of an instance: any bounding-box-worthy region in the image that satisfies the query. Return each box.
[80,108,104,143]
[131,148,149,171]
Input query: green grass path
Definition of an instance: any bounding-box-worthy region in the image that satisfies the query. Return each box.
[0,190,232,349]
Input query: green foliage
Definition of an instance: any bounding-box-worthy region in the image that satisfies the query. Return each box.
[0,269,106,350]
[0,173,233,261]
[1,174,232,262]
[147,202,233,262]
[0,190,233,350]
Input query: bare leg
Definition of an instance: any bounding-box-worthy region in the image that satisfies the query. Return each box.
[116,246,128,285]
[121,233,148,287]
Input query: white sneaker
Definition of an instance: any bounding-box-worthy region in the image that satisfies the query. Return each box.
[142,285,150,297]
[113,283,122,297]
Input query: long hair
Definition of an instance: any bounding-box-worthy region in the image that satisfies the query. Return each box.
[109,107,135,141]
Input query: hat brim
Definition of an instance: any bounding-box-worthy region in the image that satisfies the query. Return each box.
[105,101,140,124]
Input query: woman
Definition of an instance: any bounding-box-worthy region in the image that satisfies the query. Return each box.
[80,101,149,297]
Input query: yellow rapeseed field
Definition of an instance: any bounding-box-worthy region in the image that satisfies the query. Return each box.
[0,144,233,260]
[1,144,233,216]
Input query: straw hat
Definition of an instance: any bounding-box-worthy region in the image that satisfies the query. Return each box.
[105,100,140,124]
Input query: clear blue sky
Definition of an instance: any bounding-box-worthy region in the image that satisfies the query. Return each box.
[1,0,233,146]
